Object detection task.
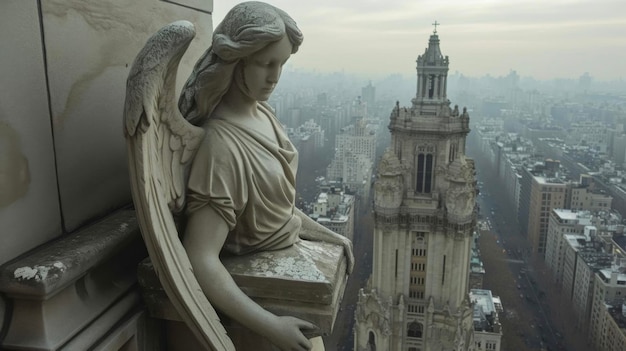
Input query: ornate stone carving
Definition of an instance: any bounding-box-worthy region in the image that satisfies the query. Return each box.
[374,148,406,209]
[445,185,475,218]
[123,3,352,350]
[444,157,476,222]
[356,289,392,336]
[452,104,459,117]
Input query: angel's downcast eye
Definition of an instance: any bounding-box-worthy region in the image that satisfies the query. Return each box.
[255,60,273,68]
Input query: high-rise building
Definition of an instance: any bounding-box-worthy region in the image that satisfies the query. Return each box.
[355,29,476,351]
[362,81,376,111]
[519,161,568,256]
[327,101,377,200]
[545,209,593,286]
[590,258,626,351]
[569,185,613,211]
[544,208,620,333]
[610,133,626,167]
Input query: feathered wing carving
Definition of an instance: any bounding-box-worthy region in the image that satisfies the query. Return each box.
[124,21,235,350]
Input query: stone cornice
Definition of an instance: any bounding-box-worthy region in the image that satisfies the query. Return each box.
[0,209,140,298]
[0,209,145,350]
[374,207,476,235]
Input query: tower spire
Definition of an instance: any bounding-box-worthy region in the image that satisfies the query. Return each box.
[432,20,440,34]
[414,27,449,106]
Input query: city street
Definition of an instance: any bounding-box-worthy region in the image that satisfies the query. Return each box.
[323,200,374,350]
[471,140,591,351]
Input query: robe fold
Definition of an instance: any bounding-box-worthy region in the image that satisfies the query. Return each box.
[187,103,301,255]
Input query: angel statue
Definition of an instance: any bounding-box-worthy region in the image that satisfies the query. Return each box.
[124,2,354,350]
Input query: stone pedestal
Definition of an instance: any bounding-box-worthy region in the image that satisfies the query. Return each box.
[138,240,347,350]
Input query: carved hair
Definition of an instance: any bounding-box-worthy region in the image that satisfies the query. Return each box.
[179,1,303,123]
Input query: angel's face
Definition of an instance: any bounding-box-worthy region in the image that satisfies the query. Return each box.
[237,35,292,102]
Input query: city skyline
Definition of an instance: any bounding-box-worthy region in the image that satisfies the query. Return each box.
[213,0,626,81]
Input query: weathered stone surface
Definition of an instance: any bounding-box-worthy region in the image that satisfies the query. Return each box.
[0,210,140,297]
[0,0,63,266]
[40,0,213,232]
[138,239,347,336]
[125,4,346,349]
[0,209,147,350]
[223,239,345,305]
[164,0,213,13]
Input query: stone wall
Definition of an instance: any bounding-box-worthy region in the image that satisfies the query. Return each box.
[0,0,213,348]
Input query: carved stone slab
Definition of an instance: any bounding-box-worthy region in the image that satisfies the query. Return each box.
[223,239,345,305]
[138,240,347,336]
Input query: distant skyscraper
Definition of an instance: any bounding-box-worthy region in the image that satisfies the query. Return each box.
[361,81,376,112]
[327,100,377,200]
[355,28,476,351]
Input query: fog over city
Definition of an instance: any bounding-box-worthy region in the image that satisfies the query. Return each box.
[214,0,626,81]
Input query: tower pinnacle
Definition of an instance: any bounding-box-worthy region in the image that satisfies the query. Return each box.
[432,20,440,34]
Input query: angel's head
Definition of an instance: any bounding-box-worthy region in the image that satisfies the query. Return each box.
[179,1,303,122]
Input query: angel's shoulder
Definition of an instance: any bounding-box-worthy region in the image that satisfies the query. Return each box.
[195,119,240,156]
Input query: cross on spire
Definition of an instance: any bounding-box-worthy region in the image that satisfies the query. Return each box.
[432,20,440,34]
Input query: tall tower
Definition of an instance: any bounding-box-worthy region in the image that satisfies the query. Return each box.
[355,27,476,351]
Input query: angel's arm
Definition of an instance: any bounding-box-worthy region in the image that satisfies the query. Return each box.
[184,205,315,351]
[294,208,354,274]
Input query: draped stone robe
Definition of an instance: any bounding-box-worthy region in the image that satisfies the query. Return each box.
[186,103,301,255]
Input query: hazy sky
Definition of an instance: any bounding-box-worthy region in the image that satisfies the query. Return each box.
[212,0,626,80]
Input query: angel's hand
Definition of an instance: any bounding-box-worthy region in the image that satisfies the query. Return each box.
[266,316,318,351]
[340,237,355,275]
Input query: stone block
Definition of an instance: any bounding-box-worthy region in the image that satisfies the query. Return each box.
[0,0,63,266]
[138,240,347,337]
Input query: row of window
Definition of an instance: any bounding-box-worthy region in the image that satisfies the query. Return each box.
[542,187,564,192]
[410,276,425,285]
[474,340,498,350]
[407,304,425,314]
[411,248,427,256]
[411,263,426,271]
[409,290,425,299]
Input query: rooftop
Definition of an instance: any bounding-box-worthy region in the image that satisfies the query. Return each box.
[470,289,501,333]
[605,302,626,332]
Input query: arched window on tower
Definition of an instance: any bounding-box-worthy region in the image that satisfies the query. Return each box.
[428,74,435,98]
[448,142,457,163]
[368,331,376,351]
[407,321,423,338]
[416,147,434,194]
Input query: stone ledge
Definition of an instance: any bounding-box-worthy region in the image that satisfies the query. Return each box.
[0,209,147,350]
[0,209,140,299]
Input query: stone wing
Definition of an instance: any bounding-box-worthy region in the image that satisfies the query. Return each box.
[124,21,234,351]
